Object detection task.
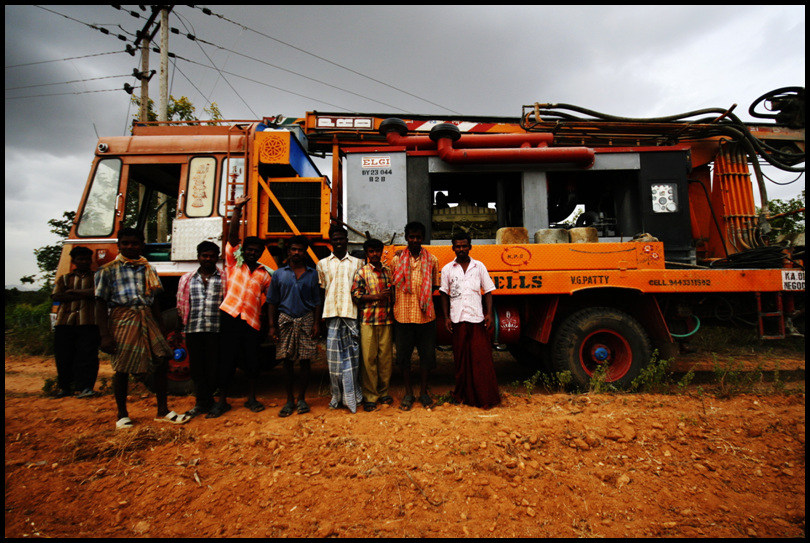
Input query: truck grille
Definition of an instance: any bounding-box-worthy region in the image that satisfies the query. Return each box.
[266,182,321,233]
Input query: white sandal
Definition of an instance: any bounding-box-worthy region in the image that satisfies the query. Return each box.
[155,411,191,424]
[116,417,134,429]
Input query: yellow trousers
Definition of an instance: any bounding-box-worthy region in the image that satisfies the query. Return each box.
[360,323,393,403]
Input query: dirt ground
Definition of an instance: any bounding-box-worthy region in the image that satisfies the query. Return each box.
[4,346,805,538]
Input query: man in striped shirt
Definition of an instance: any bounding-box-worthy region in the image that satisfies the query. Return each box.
[51,246,99,399]
[211,195,273,418]
[351,238,394,411]
[176,241,226,419]
[317,225,363,413]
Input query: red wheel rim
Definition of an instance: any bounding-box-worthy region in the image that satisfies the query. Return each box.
[578,328,632,381]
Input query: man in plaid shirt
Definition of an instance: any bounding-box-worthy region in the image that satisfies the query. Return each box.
[351,238,394,411]
[176,241,227,419]
[95,228,189,429]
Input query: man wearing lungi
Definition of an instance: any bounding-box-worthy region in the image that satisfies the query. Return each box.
[95,228,190,429]
[439,231,501,409]
[351,238,395,412]
[176,241,227,420]
[391,221,441,410]
[317,226,363,413]
[212,195,273,418]
[267,236,321,417]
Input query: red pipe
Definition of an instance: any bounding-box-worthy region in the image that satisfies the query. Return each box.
[435,137,594,166]
[384,131,554,149]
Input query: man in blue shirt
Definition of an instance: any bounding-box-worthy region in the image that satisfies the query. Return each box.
[267,236,322,417]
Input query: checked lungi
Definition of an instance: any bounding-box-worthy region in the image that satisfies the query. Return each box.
[108,306,171,374]
[325,317,363,412]
[275,312,318,361]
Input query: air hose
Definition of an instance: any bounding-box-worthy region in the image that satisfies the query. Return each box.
[669,315,701,338]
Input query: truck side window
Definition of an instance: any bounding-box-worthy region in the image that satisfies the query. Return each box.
[76,158,121,237]
[186,157,217,217]
[219,157,245,216]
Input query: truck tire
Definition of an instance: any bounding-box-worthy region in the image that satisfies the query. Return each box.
[551,307,651,390]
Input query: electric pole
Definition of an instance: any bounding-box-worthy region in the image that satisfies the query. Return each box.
[156,5,173,242]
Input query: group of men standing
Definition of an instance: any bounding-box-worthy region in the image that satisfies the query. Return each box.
[54,194,500,429]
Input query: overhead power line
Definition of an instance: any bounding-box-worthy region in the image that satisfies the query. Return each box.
[6,73,130,91]
[193,5,463,114]
[181,57,351,112]
[5,88,120,100]
[5,50,128,69]
[34,5,134,43]
[171,27,409,113]
[172,11,258,118]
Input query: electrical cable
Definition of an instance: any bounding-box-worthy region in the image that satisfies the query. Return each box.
[172,11,258,118]
[521,95,805,174]
[180,57,351,111]
[35,5,133,43]
[192,5,463,115]
[5,50,127,69]
[759,167,805,186]
[708,246,788,269]
[5,88,120,100]
[171,28,410,113]
[5,73,130,91]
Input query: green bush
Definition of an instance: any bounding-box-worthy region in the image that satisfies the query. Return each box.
[5,299,54,356]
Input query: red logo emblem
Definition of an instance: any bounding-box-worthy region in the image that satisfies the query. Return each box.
[501,246,532,267]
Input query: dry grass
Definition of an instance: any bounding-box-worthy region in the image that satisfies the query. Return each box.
[60,426,194,463]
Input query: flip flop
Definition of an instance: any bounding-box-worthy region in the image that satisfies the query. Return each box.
[245,399,265,413]
[400,394,415,411]
[155,411,191,424]
[206,402,231,419]
[297,400,310,415]
[116,417,134,430]
[418,394,434,408]
[279,402,295,418]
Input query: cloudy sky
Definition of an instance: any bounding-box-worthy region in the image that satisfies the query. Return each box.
[4,5,805,287]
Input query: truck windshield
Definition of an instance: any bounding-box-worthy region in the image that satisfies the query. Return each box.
[76,158,121,237]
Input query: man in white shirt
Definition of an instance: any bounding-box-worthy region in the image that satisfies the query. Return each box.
[317,225,363,413]
[439,231,501,408]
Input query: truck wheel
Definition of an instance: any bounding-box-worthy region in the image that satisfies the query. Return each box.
[552,307,651,390]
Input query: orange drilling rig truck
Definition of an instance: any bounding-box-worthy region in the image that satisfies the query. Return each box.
[57,87,805,389]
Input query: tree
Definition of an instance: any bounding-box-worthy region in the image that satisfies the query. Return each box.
[761,190,805,244]
[130,95,224,125]
[22,211,75,290]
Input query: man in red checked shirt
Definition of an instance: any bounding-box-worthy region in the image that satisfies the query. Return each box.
[351,238,394,412]
[210,196,273,418]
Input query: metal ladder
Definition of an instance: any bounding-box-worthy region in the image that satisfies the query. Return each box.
[755,292,785,339]
[223,123,251,236]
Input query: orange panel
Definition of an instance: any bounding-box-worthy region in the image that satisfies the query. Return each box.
[381,243,795,296]
[256,131,290,164]
[382,241,666,274]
